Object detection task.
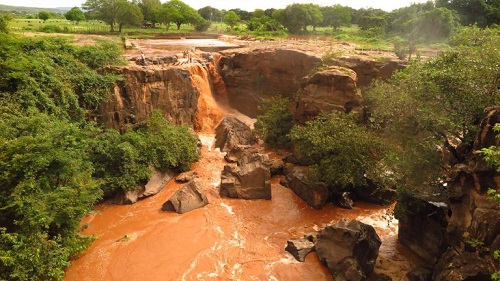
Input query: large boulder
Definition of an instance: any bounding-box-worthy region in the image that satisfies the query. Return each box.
[113,169,174,204]
[161,180,209,214]
[284,163,329,209]
[294,67,362,123]
[214,117,257,152]
[220,153,271,200]
[219,48,322,117]
[316,219,381,281]
[140,169,175,198]
[396,193,450,264]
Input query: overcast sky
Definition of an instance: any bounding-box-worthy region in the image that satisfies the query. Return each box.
[0,0,430,12]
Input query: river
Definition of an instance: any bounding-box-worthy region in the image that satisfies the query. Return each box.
[65,39,422,280]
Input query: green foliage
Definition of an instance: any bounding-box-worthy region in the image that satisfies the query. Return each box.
[194,18,211,32]
[223,11,240,28]
[0,112,102,281]
[38,24,64,33]
[160,0,202,30]
[0,13,12,33]
[321,4,351,30]
[0,33,201,279]
[65,7,86,23]
[254,97,294,147]
[142,111,199,172]
[478,124,500,173]
[73,39,126,69]
[38,11,51,22]
[289,112,383,191]
[0,34,120,121]
[90,111,199,192]
[367,26,500,190]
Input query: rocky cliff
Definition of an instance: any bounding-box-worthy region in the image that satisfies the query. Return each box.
[397,106,500,280]
[96,63,224,132]
[219,48,322,117]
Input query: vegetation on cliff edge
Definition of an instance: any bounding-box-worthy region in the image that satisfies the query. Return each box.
[0,33,199,280]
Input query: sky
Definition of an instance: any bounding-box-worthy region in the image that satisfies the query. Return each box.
[0,0,430,12]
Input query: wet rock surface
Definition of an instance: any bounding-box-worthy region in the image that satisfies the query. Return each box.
[219,48,322,117]
[315,219,381,281]
[285,237,315,262]
[113,169,174,204]
[161,180,209,214]
[214,117,257,152]
[220,152,271,200]
[284,163,329,209]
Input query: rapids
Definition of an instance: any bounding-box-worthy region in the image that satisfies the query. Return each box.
[64,135,423,281]
[65,39,424,280]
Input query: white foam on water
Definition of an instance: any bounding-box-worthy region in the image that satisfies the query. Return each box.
[220,202,235,215]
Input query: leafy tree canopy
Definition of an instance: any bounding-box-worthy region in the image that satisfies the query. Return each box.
[65,7,86,23]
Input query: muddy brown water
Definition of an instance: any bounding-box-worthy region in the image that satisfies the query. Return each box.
[65,38,424,280]
[64,137,423,281]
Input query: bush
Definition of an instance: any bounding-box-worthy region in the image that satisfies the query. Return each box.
[194,19,211,32]
[39,24,63,33]
[254,97,294,147]
[289,112,384,191]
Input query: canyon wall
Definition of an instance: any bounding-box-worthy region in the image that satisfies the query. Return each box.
[96,64,224,132]
[397,106,500,280]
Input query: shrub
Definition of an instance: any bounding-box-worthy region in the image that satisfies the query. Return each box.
[289,112,384,191]
[254,97,294,147]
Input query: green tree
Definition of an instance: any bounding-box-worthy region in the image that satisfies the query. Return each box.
[0,13,13,33]
[138,0,161,27]
[116,1,144,32]
[160,0,201,30]
[83,0,139,32]
[38,11,51,21]
[198,6,222,21]
[366,26,500,189]
[290,112,384,191]
[321,4,351,30]
[0,112,102,281]
[223,10,240,28]
[356,8,388,31]
[282,3,308,33]
[65,7,86,24]
[254,97,294,147]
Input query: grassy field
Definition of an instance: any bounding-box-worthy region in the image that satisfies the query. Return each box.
[7,18,449,54]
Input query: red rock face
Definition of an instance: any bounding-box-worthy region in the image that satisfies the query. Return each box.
[294,67,362,124]
[96,65,201,131]
[219,48,322,118]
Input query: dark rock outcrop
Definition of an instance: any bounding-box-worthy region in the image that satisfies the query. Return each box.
[396,194,450,264]
[294,67,362,123]
[220,153,271,200]
[214,117,257,152]
[284,163,329,209]
[285,237,315,262]
[397,106,500,279]
[161,180,209,214]
[219,48,322,117]
[432,250,497,281]
[316,219,381,281]
[354,179,397,205]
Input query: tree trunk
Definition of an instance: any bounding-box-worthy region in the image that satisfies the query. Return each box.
[119,23,123,33]
[110,23,115,32]
[176,22,181,30]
